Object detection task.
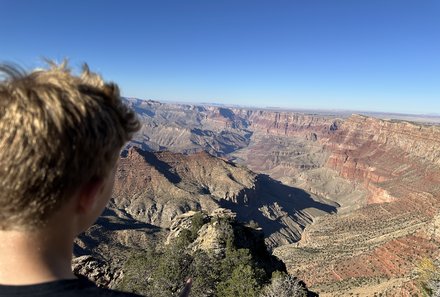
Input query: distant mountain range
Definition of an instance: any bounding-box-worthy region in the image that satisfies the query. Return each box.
[137,98,440,124]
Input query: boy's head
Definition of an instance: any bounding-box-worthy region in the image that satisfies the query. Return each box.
[0,62,140,231]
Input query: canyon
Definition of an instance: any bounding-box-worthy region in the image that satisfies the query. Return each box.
[79,98,440,296]
[112,147,337,248]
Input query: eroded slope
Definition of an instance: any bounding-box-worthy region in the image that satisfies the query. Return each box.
[113,147,337,247]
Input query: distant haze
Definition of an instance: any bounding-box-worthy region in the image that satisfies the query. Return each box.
[148,98,440,124]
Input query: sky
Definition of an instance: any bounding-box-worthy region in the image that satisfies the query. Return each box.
[0,0,439,114]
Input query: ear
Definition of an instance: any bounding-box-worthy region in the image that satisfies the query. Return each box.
[76,178,104,213]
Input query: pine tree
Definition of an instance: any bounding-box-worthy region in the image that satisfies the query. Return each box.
[216,264,261,297]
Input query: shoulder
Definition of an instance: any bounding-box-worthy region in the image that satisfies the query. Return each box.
[75,277,143,297]
[0,278,144,297]
[81,287,142,297]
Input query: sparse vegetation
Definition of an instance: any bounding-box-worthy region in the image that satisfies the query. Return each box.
[260,272,307,297]
[416,257,440,297]
[117,212,301,297]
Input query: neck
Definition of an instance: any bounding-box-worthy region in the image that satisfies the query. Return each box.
[0,227,76,285]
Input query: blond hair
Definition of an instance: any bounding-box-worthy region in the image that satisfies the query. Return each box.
[0,61,140,230]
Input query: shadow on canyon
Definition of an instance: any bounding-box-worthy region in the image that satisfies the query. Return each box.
[219,174,338,240]
[118,147,338,245]
[74,208,161,257]
[97,208,161,232]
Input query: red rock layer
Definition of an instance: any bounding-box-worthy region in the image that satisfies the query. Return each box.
[326,114,440,204]
[275,115,440,295]
[232,108,342,139]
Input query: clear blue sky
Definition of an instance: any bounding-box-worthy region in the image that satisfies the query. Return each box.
[1,0,439,114]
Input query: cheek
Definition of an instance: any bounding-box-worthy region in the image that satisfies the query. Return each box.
[100,170,116,207]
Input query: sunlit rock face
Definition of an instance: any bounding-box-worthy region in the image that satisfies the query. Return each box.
[326,114,440,204]
[126,98,439,210]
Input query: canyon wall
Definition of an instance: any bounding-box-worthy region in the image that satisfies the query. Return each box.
[326,114,440,204]
[275,115,440,296]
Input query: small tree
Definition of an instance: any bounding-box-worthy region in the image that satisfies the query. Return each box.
[220,246,253,279]
[260,272,307,297]
[189,250,221,297]
[216,264,261,297]
[116,246,157,295]
[148,236,193,297]
[190,212,205,238]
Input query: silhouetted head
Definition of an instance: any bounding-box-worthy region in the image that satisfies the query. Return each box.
[0,61,140,230]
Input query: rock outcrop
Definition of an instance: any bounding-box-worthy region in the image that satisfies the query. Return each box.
[166,209,287,274]
[72,255,123,288]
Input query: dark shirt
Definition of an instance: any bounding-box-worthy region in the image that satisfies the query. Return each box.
[0,277,142,297]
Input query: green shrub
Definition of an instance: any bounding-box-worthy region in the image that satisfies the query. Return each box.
[216,264,261,297]
[118,218,289,297]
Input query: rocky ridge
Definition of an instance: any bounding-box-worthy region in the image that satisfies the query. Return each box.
[166,208,280,264]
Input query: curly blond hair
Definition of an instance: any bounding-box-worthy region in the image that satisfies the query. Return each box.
[0,61,140,230]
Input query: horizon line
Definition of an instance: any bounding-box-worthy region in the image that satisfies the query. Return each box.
[123,96,440,119]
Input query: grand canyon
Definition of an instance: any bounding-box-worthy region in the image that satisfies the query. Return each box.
[76,98,440,296]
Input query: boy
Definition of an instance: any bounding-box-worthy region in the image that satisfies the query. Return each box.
[0,62,191,296]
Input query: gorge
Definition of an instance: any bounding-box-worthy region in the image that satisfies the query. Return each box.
[77,98,440,296]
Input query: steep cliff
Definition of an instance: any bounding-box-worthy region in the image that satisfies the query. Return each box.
[326,114,440,204]
[231,108,341,139]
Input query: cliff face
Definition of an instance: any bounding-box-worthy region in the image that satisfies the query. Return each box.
[166,209,287,274]
[126,98,440,208]
[128,99,340,155]
[126,98,440,218]
[231,108,341,139]
[127,100,253,156]
[326,114,440,205]
[126,99,362,211]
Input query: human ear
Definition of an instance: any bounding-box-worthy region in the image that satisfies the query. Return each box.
[76,178,104,213]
